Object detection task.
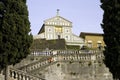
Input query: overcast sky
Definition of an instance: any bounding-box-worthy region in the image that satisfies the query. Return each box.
[27,0,104,35]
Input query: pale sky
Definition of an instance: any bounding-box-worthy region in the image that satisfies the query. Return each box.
[27,0,104,35]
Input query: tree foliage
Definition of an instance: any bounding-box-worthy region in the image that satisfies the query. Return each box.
[101,0,120,79]
[0,0,33,70]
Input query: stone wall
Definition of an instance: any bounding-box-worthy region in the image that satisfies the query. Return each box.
[17,50,113,80]
[0,50,114,80]
[37,61,113,80]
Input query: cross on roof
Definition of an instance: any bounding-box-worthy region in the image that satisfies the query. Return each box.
[57,9,60,16]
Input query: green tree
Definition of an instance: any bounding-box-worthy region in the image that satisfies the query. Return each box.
[0,0,33,75]
[101,0,120,79]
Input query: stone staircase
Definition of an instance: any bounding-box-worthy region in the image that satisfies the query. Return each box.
[0,50,111,80]
[17,50,104,72]
[9,68,45,80]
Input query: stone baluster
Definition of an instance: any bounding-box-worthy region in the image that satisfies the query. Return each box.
[59,50,61,54]
[80,56,82,60]
[18,74,22,80]
[15,72,18,79]
[61,50,63,54]
[10,70,14,78]
[12,72,16,79]
[87,55,89,60]
[82,56,83,60]
[64,50,66,54]
[33,52,35,56]
[22,75,26,80]
[62,50,64,54]
[85,56,86,60]
[78,50,81,54]
[81,56,83,60]
[81,55,83,60]
[47,51,49,56]
[86,55,88,60]
[82,56,84,60]
[79,56,81,60]
[35,64,37,69]
[9,68,45,80]
[84,56,86,60]
[89,55,90,60]
[10,70,14,79]
[84,55,86,61]
[34,51,36,56]
[79,56,82,60]
[57,50,60,54]
[78,56,80,60]
[26,76,29,80]
[57,50,59,54]
[66,56,68,60]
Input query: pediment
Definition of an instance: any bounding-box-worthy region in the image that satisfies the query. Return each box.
[44,16,72,27]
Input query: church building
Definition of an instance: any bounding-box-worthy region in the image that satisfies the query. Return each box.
[34,10,84,48]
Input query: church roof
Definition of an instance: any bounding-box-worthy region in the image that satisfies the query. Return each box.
[44,16,72,27]
[38,15,72,34]
[44,9,72,27]
[38,24,45,34]
[79,32,103,38]
[38,10,72,34]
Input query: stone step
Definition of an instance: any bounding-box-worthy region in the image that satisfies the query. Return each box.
[29,61,58,73]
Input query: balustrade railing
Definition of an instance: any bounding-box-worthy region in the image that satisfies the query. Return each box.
[30,49,53,56]
[30,49,103,56]
[0,50,105,80]
[9,68,45,80]
[18,50,104,74]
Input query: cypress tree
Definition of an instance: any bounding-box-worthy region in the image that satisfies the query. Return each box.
[101,0,120,79]
[0,0,33,71]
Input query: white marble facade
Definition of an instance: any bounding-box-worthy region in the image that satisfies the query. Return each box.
[34,10,84,48]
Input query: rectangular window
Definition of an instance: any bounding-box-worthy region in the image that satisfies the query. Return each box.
[55,26,62,32]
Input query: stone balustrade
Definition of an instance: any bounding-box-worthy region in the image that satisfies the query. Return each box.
[18,50,104,73]
[52,50,103,62]
[30,49,53,56]
[95,51,104,60]
[19,56,55,72]
[53,52,97,61]
[55,50,102,54]
[30,49,103,56]
[9,68,45,80]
